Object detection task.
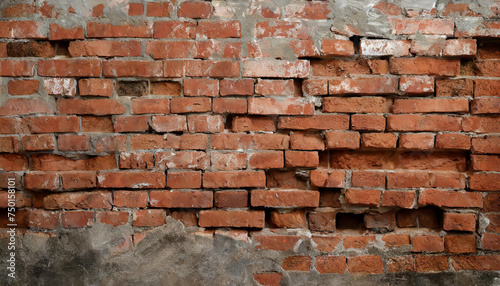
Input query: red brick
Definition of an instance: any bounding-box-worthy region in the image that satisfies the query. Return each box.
[38,59,101,77]
[284,1,330,19]
[183,78,219,96]
[469,173,500,191]
[325,131,360,149]
[387,115,462,132]
[199,210,264,228]
[419,189,482,208]
[212,98,247,114]
[154,21,196,39]
[2,4,34,17]
[62,211,94,228]
[214,191,248,208]
[451,255,500,271]
[203,171,266,188]
[311,59,388,76]
[43,78,76,96]
[170,97,210,114]
[329,77,398,95]
[28,210,59,229]
[25,172,58,191]
[471,97,500,114]
[269,210,306,228]
[472,136,500,154]
[344,235,376,249]
[387,256,415,273]
[435,133,471,150]
[347,256,383,274]
[69,40,141,57]
[0,137,19,153]
[8,79,39,95]
[133,209,166,227]
[321,40,354,56]
[471,155,500,171]
[79,79,113,97]
[476,61,500,77]
[187,115,224,133]
[210,134,290,150]
[155,151,209,169]
[220,79,254,96]
[196,20,241,39]
[281,256,311,271]
[242,60,309,78]
[151,115,187,132]
[255,79,297,96]
[251,189,319,208]
[256,21,308,39]
[352,171,385,188]
[310,170,345,188]
[284,151,319,167]
[249,151,284,169]
[437,78,473,97]
[170,211,198,227]
[474,79,500,97]
[102,60,162,77]
[387,171,465,189]
[81,116,113,132]
[114,191,148,208]
[278,115,348,131]
[97,171,166,189]
[131,98,170,114]
[399,133,434,150]
[253,273,282,286]
[211,152,247,170]
[483,233,500,250]
[146,2,173,17]
[364,211,396,231]
[31,154,116,171]
[443,39,477,57]
[87,22,152,38]
[360,39,410,57]
[389,18,454,35]
[49,24,84,40]
[0,60,34,77]
[61,172,96,190]
[166,171,201,189]
[393,98,468,114]
[119,152,154,169]
[0,21,45,39]
[416,255,449,272]
[232,116,274,132]
[92,135,127,152]
[381,191,415,209]
[249,98,313,115]
[115,116,149,133]
[20,134,55,151]
[444,235,476,254]
[178,1,211,18]
[351,114,385,132]
[150,190,212,208]
[96,211,128,227]
[399,76,434,94]
[361,133,397,149]
[314,256,346,274]
[43,191,112,210]
[412,235,444,253]
[390,57,460,76]
[382,234,411,248]
[345,189,381,206]
[290,132,324,150]
[323,97,391,113]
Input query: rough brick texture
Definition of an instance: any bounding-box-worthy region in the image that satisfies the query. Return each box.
[0,0,499,284]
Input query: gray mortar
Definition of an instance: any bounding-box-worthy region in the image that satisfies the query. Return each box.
[1,218,499,285]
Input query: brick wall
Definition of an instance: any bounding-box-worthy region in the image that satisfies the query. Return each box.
[0,0,499,284]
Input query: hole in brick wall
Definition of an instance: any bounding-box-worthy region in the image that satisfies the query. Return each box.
[7,41,57,57]
[319,188,341,207]
[116,81,148,97]
[460,59,481,76]
[336,213,365,230]
[225,115,235,130]
[54,41,69,57]
[476,39,500,59]
[292,79,303,97]
[396,206,443,229]
[349,35,361,53]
